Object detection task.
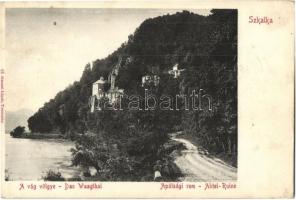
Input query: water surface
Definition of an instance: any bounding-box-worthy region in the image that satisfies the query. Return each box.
[5,134,80,181]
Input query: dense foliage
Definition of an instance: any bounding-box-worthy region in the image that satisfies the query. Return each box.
[28,10,237,178]
[10,126,25,138]
[43,170,65,181]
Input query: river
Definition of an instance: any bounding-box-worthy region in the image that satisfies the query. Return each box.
[5,134,81,181]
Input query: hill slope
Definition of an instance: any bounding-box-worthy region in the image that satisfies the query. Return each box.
[27,10,237,166]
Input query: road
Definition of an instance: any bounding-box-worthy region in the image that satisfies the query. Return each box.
[171,134,237,181]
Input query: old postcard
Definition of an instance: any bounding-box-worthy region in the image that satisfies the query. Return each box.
[0,0,294,198]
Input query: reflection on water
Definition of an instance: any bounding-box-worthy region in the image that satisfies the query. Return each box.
[5,134,81,181]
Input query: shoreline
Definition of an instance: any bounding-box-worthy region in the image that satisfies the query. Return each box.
[8,132,66,140]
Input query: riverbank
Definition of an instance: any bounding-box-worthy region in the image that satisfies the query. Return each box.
[11,132,66,139]
[7,131,236,182]
[66,133,186,182]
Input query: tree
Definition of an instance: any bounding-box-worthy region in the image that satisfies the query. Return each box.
[10,126,25,138]
[28,112,52,133]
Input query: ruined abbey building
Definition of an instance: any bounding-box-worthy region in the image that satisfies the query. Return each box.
[89,55,186,112]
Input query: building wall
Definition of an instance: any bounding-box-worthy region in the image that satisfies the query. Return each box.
[92,84,98,96]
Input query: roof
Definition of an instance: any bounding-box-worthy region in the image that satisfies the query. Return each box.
[93,77,106,84]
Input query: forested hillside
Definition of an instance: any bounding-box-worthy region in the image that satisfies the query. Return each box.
[27,10,237,180]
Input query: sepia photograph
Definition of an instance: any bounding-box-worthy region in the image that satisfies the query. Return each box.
[5,8,238,183]
[5,7,237,182]
[1,0,294,198]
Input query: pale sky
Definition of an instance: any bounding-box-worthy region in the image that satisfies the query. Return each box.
[6,8,211,112]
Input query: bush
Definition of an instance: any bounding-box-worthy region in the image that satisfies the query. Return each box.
[10,126,25,138]
[127,131,167,156]
[43,170,65,181]
[71,135,108,171]
[71,135,138,181]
